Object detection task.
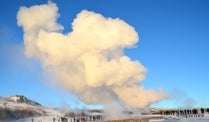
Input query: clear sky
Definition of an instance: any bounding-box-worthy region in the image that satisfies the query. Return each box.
[0,0,209,109]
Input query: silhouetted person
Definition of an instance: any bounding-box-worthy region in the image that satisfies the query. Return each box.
[201,108,204,114]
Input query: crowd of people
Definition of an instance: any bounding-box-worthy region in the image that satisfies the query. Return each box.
[156,108,209,118]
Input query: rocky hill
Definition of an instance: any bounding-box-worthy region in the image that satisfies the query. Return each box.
[0,95,41,106]
[0,95,63,121]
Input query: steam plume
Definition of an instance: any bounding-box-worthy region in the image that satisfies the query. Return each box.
[17,1,168,113]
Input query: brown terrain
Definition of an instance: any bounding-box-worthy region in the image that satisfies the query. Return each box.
[105,116,163,122]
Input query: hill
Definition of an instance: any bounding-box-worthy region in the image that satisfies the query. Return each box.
[0,95,64,121]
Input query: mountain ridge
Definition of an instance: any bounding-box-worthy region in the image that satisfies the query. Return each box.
[0,95,42,106]
[0,95,64,121]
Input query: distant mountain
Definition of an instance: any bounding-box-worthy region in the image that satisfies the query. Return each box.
[0,95,64,121]
[0,95,42,106]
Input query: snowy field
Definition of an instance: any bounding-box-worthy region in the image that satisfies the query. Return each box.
[5,114,209,122]
[149,114,209,122]
[149,118,209,122]
[8,116,71,122]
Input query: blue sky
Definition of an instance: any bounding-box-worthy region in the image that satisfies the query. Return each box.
[0,0,209,109]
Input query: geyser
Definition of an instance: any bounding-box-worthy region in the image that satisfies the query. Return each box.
[17,1,168,119]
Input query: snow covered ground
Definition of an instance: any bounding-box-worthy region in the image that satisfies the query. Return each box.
[2,113,209,122]
[149,119,209,122]
[149,114,209,122]
[8,116,74,122]
[0,100,65,116]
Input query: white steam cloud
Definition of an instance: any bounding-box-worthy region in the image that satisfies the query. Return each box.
[17,1,168,113]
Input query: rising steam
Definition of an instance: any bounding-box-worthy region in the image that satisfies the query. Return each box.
[17,1,168,115]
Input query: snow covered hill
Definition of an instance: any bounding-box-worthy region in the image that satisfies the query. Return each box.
[0,95,42,106]
[0,95,65,121]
